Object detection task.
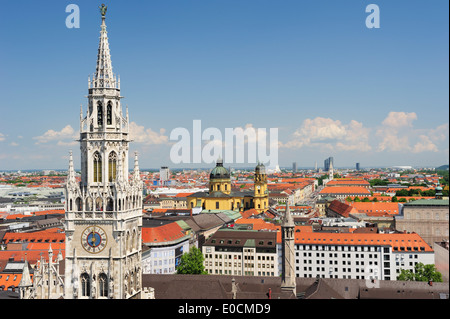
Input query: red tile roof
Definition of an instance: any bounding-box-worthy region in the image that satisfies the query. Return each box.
[142,222,187,244]
[235,218,278,231]
[327,200,358,218]
[320,186,371,195]
[349,202,400,216]
[292,232,432,252]
[0,273,24,291]
[2,228,65,244]
[240,209,260,219]
[326,179,370,186]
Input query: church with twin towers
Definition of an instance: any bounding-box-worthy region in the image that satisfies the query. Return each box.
[18,5,296,299]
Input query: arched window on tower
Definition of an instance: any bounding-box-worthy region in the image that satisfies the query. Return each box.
[106,198,114,211]
[108,152,117,182]
[98,273,108,298]
[107,101,112,125]
[93,152,102,183]
[81,273,90,297]
[97,102,103,127]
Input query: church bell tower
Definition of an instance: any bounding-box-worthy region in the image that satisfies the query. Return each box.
[253,162,268,213]
[64,5,143,299]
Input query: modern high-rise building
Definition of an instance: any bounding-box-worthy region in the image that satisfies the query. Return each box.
[324,157,334,172]
[160,166,170,185]
[356,163,360,171]
[292,162,297,173]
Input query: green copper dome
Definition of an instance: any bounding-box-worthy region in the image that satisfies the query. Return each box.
[255,162,266,174]
[210,158,230,180]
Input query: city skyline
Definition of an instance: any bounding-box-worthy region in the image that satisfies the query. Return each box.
[0,0,448,170]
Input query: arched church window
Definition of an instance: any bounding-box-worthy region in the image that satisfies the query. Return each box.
[107,102,112,125]
[96,197,103,211]
[97,102,103,127]
[81,273,90,297]
[76,197,82,211]
[98,273,108,298]
[93,152,102,183]
[108,152,117,182]
[106,198,114,211]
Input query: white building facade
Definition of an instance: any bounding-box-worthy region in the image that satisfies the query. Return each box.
[277,232,435,281]
[142,239,190,274]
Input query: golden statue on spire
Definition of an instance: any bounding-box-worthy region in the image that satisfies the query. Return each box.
[99,4,107,17]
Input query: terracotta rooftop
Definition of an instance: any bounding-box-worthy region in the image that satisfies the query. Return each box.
[320,186,371,195]
[142,222,188,244]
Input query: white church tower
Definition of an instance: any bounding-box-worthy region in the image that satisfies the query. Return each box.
[328,160,334,181]
[64,4,143,299]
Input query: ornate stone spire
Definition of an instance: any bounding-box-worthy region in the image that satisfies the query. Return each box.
[67,150,77,186]
[282,200,295,227]
[132,152,141,183]
[18,260,33,288]
[91,5,117,89]
[281,200,296,295]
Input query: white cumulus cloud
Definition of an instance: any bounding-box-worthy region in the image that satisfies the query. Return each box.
[282,117,371,152]
[33,125,78,145]
[129,122,170,145]
[381,111,417,128]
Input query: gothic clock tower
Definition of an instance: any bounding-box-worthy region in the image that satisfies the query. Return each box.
[64,5,143,299]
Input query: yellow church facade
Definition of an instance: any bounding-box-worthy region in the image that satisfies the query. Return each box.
[187,159,269,213]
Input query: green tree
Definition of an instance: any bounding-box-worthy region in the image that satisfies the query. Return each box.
[369,179,390,187]
[396,189,409,197]
[176,246,208,275]
[391,196,398,202]
[397,263,443,282]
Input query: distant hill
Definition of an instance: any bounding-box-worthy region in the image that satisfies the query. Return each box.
[436,165,449,170]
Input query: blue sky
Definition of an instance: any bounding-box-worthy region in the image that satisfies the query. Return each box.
[0,0,448,170]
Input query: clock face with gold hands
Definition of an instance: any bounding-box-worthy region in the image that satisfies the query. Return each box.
[81,226,107,253]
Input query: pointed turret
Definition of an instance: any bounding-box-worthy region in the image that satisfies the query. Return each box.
[132,151,141,184]
[281,200,296,295]
[19,260,33,287]
[91,5,117,89]
[67,150,77,186]
[282,200,295,228]
[18,260,33,299]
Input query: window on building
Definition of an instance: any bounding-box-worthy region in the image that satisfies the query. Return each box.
[108,151,117,182]
[81,273,90,297]
[97,102,103,127]
[107,102,112,125]
[93,152,102,183]
[99,273,108,297]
